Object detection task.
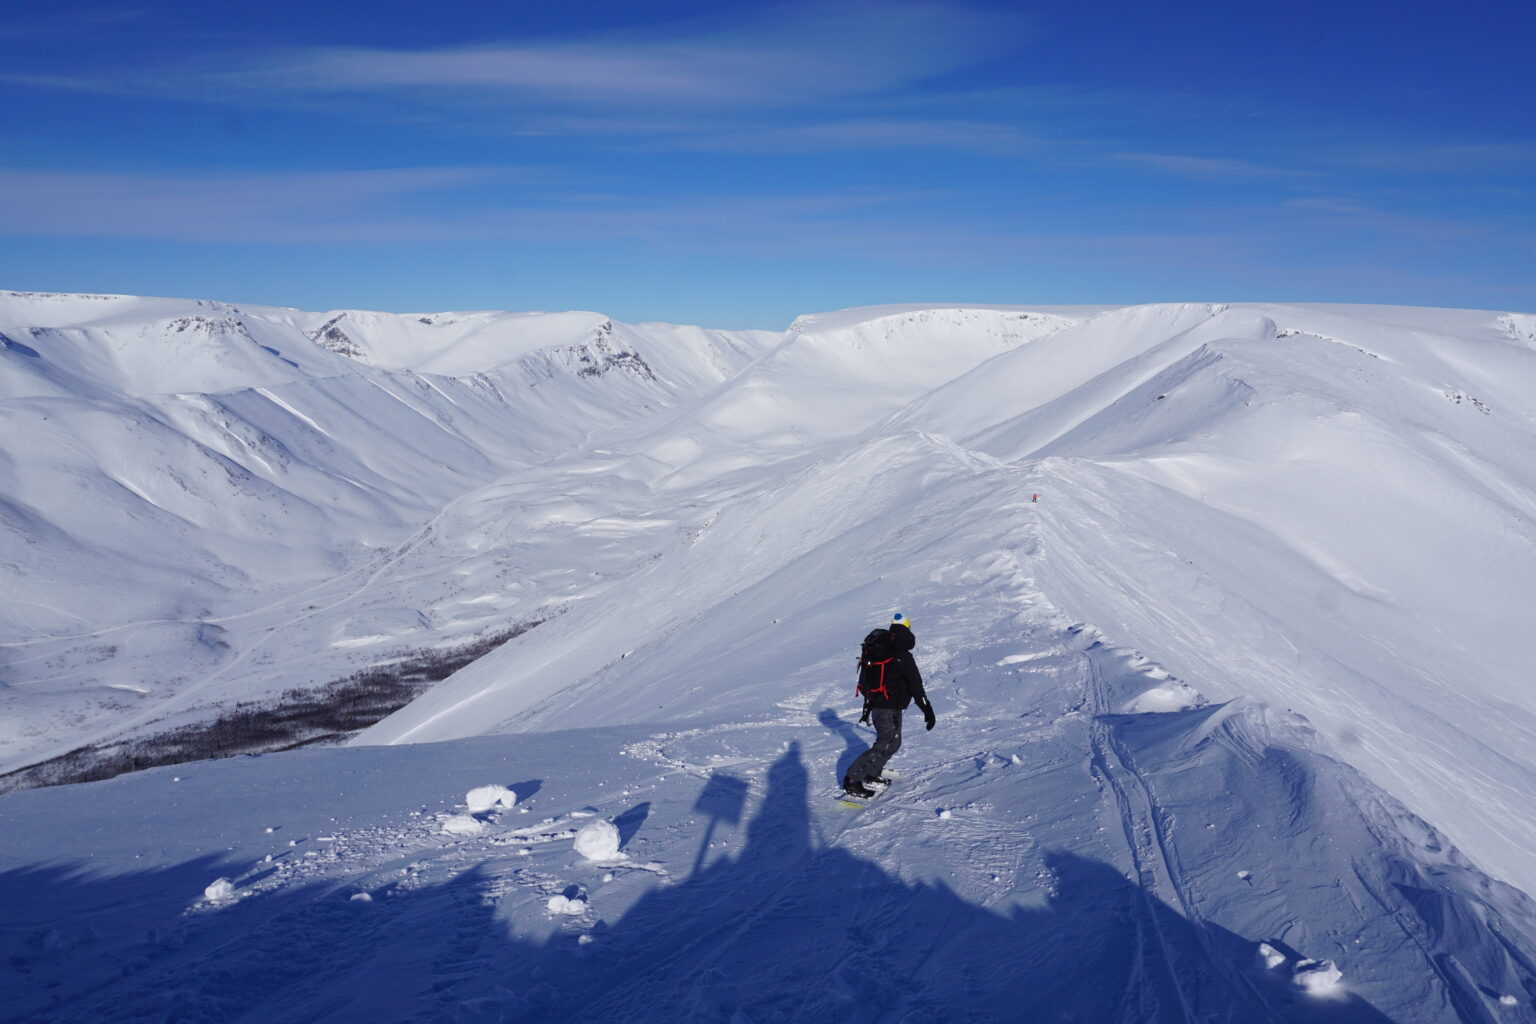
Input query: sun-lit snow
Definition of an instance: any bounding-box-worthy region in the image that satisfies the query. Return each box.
[3,291,1536,1021]
[0,291,774,771]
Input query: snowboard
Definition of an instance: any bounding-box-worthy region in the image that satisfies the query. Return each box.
[834,770,899,809]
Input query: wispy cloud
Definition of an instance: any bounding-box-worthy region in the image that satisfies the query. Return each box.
[1,4,1083,163]
[0,7,149,39]
[0,167,509,243]
[1287,196,1494,240]
[0,160,1289,276]
[675,118,1055,155]
[0,166,932,245]
[4,2,1026,112]
[1115,153,1316,181]
[1323,143,1536,174]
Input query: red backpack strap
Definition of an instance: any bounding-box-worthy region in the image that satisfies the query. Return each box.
[860,658,894,700]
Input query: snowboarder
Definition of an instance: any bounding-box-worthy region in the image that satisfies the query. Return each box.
[843,613,936,798]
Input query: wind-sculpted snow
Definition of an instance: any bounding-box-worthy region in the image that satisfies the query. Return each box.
[4,292,1536,1019]
[897,302,1536,893]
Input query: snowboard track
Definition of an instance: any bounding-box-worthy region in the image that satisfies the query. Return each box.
[1082,637,1272,1023]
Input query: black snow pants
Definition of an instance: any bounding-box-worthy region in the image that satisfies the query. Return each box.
[845,708,903,785]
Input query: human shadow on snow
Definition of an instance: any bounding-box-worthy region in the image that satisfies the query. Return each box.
[2,744,1403,1024]
[818,707,869,784]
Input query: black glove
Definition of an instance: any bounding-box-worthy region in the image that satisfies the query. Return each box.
[859,703,870,725]
[918,699,936,730]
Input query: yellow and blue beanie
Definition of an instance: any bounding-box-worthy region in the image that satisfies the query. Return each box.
[892,612,912,629]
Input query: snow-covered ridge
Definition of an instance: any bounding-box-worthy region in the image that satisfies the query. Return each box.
[0,291,773,398]
[5,292,1536,1020]
[352,300,1536,898]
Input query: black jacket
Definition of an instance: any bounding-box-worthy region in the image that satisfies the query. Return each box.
[860,623,930,711]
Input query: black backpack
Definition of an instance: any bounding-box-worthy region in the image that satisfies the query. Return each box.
[856,628,900,701]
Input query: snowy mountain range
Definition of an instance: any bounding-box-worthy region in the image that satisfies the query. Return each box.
[3,290,1536,1022]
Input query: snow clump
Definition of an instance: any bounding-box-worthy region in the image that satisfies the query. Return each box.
[573,819,625,861]
[465,785,517,813]
[1256,942,1286,970]
[1292,958,1343,995]
[203,878,236,902]
[442,815,486,836]
[1124,680,1206,713]
[546,894,586,916]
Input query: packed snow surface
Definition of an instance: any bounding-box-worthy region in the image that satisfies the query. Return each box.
[3,292,1536,1021]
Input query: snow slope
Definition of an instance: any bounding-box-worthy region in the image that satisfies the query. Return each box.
[3,618,1534,1021]
[3,294,1536,1021]
[358,301,1536,899]
[0,291,772,769]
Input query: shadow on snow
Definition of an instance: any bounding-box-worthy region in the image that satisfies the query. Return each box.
[2,744,1399,1024]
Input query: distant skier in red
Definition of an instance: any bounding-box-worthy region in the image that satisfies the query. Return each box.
[843,613,936,799]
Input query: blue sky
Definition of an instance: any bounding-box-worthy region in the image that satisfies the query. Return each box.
[2,0,1532,328]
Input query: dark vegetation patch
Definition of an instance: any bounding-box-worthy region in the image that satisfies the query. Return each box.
[0,620,543,794]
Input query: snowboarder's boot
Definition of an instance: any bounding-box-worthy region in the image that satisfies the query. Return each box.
[866,775,893,786]
[843,780,876,799]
